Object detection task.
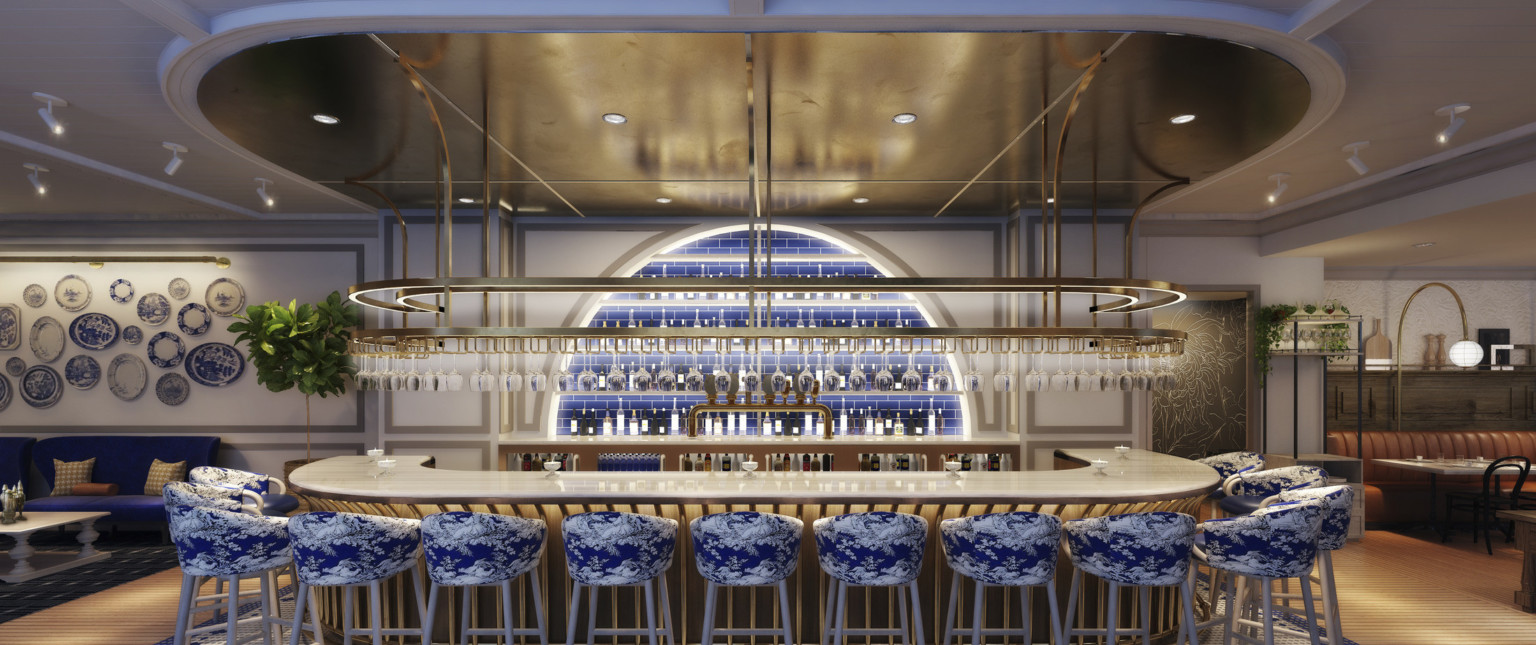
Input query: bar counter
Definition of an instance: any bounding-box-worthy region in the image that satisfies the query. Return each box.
[288,449,1218,644]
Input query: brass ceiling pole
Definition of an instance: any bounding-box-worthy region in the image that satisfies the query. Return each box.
[1051,49,1106,326]
[1122,178,1190,325]
[1394,282,1473,431]
[343,179,410,327]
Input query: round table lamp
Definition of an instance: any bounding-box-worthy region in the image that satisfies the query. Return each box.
[1447,340,1484,368]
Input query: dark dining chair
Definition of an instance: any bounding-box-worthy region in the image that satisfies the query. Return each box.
[1443,455,1531,554]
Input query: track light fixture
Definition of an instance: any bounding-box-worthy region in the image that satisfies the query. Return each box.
[1343,141,1370,175]
[254,177,275,208]
[1435,104,1470,144]
[1266,173,1290,204]
[161,142,187,176]
[32,93,68,135]
[23,163,48,196]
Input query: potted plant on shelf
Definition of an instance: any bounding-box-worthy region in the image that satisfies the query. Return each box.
[228,291,359,474]
[1255,303,1297,388]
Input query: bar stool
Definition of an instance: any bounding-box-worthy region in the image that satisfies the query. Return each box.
[1218,465,1328,516]
[814,511,928,645]
[939,512,1063,645]
[1062,511,1199,645]
[690,511,803,645]
[287,511,427,645]
[1197,452,1265,500]
[422,512,549,645]
[164,481,269,625]
[167,503,292,645]
[191,466,301,516]
[1267,485,1354,645]
[1196,499,1327,645]
[562,511,678,645]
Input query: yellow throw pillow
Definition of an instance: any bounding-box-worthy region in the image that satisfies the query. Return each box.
[144,459,187,495]
[51,458,96,496]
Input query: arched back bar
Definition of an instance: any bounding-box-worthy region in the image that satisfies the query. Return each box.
[291,449,1218,644]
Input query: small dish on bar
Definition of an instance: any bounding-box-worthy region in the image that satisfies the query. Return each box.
[740,460,759,477]
[543,460,563,477]
[1091,459,1110,475]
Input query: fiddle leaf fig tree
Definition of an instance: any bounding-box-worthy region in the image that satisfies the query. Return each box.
[228,290,360,462]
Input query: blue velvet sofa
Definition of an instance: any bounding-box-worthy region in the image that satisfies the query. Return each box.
[27,436,220,523]
[0,437,35,493]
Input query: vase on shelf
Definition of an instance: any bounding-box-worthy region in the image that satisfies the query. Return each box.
[1435,333,1449,370]
[1423,334,1438,370]
[1364,318,1390,362]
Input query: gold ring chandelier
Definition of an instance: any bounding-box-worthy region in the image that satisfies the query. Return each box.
[345,33,1188,361]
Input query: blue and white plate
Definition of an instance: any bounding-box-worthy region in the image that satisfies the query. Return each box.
[205,278,245,317]
[22,284,45,308]
[0,304,18,351]
[5,357,23,377]
[147,331,185,368]
[107,353,147,402]
[109,280,134,304]
[68,312,119,351]
[122,325,143,345]
[20,364,62,409]
[184,342,244,387]
[178,303,211,336]
[54,275,91,312]
[29,316,65,363]
[0,374,10,413]
[137,293,171,326]
[167,278,191,300]
[64,355,101,390]
[156,372,189,406]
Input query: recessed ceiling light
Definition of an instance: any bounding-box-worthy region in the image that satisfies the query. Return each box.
[23,163,48,196]
[255,177,275,208]
[1170,114,1196,124]
[655,197,672,204]
[603,113,628,125]
[852,197,870,204]
[457,197,475,204]
[1434,103,1470,144]
[33,92,67,135]
[891,113,917,125]
[1046,197,1056,204]
[311,113,340,125]
[1412,242,1436,248]
[1266,173,1290,204]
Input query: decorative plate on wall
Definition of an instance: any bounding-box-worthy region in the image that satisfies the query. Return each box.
[20,364,62,409]
[68,313,119,351]
[167,278,191,300]
[156,372,189,406]
[29,316,65,363]
[146,331,185,368]
[122,325,143,345]
[5,357,24,377]
[137,293,171,326]
[205,278,245,317]
[0,374,10,412]
[22,285,46,308]
[107,353,147,401]
[108,279,134,304]
[177,303,211,336]
[0,304,19,351]
[54,275,91,312]
[64,355,101,390]
[184,342,244,387]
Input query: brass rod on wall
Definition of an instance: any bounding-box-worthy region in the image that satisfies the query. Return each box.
[1393,282,1473,431]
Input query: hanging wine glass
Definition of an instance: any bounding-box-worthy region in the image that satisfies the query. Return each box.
[527,364,547,392]
[1023,354,1044,392]
[354,354,372,392]
[1136,357,1153,391]
[1050,355,1071,392]
[769,364,788,393]
[962,355,983,392]
[1117,356,1134,391]
[445,363,465,392]
[404,358,423,392]
[933,358,953,392]
[606,362,627,391]
[742,358,761,393]
[658,359,678,392]
[1102,357,1119,392]
[847,363,867,392]
[822,351,842,391]
[993,352,1014,393]
[900,354,922,392]
[685,365,705,392]
[633,363,653,392]
[797,364,816,393]
[433,353,450,392]
[874,353,895,392]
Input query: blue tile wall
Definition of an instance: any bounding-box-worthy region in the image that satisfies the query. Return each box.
[632,261,881,278]
[668,230,848,255]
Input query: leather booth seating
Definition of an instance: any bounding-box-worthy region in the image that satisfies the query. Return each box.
[26,436,220,523]
[1325,430,1536,524]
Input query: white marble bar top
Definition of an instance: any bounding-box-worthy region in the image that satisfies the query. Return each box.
[290,449,1219,505]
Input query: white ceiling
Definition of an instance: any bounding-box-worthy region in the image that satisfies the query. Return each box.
[1,0,1533,269]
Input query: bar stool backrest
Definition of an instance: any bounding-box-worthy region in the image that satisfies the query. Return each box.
[422,512,547,586]
[1198,451,1265,479]
[562,511,678,585]
[690,511,803,586]
[287,511,423,586]
[167,504,291,577]
[1064,511,1195,586]
[163,481,244,512]
[1274,484,1353,551]
[1202,499,1325,579]
[940,511,1061,586]
[814,511,927,586]
[190,466,272,494]
[1225,465,1328,497]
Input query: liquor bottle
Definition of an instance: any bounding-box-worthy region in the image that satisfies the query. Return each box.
[774,414,784,436]
[681,453,693,471]
[522,453,533,471]
[988,453,1001,471]
[737,412,748,436]
[811,456,822,471]
[936,408,945,435]
[670,403,680,435]
[722,453,733,472]
[894,412,906,437]
[616,404,626,435]
[926,403,936,436]
[803,411,813,436]
[602,411,613,436]
[703,453,714,471]
[898,453,910,471]
[870,453,882,471]
[726,411,736,436]
[568,409,579,436]
[839,406,849,436]
[790,413,802,436]
[801,453,811,471]
[859,453,870,471]
[881,410,893,436]
[822,454,833,471]
[961,453,973,471]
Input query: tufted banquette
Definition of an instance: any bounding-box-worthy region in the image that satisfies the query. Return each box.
[1325,430,1536,524]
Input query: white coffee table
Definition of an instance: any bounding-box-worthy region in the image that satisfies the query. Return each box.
[0,511,111,583]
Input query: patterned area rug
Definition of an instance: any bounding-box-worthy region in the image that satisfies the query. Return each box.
[0,529,177,624]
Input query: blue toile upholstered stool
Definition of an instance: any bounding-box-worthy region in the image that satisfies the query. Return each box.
[166,499,292,645]
[421,512,549,645]
[287,512,427,645]
[1197,452,1266,501]
[1062,511,1200,645]
[940,512,1064,645]
[164,481,280,630]
[1266,485,1354,645]
[1217,465,1328,516]
[814,511,928,645]
[562,512,678,645]
[691,512,803,645]
[190,466,301,517]
[1196,499,1327,645]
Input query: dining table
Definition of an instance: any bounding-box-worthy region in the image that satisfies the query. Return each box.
[1373,457,1499,539]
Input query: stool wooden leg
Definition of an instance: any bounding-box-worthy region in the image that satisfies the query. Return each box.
[287,583,306,645]
[343,586,356,643]
[1045,583,1064,645]
[1260,582,1275,645]
[504,580,517,643]
[1105,580,1120,645]
[1139,586,1152,644]
[259,571,274,645]
[970,580,984,645]
[831,581,848,645]
[174,573,196,645]
[911,580,927,645]
[701,581,718,645]
[643,578,661,645]
[459,586,472,645]
[1062,570,1080,644]
[942,574,960,645]
[777,579,795,645]
[585,584,597,645]
[660,573,676,645]
[1019,586,1032,645]
[1221,577,1239,645]
[564,583,581,645]
[224,575,240,644]
[1178,579,1198,645]
[531,568,549,645]
[1318,552,1342,645]
[1298,577,1323,645]
[423,583,441,645]
[369,580,385,645]
[898,584,912,645]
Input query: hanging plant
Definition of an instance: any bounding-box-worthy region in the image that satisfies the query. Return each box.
[1255,303,1297,388]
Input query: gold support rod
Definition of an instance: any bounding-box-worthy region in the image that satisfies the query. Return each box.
[343,179,410,326]
[1122,178,1190,325]
[1394,282,1472,430]
[0,255,229,267]
[1050,49,1106,326]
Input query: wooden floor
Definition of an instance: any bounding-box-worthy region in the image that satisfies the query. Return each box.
[0,529,1531,645]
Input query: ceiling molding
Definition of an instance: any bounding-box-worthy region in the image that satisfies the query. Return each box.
[117,0,210,41]
[1140,219,1260,237]
[0,217,379,239]
[1325,266,1536,281]
[1286,0,1373,41]
[0,128,261,218]
[153,0,1347,219]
